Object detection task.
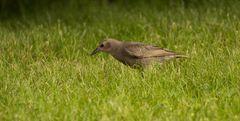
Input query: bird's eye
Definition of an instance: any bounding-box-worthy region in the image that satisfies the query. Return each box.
[100,44,104,48]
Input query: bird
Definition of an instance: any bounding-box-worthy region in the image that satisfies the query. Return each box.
[91,38,187,68]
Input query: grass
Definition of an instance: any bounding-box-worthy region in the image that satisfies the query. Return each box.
[0,0,240,120]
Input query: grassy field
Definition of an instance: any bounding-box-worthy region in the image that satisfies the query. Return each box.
[0,0,240,120]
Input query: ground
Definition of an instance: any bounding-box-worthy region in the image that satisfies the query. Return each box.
[0,0,239,120]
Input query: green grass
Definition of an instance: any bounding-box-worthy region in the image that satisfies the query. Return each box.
[0,1,240,120]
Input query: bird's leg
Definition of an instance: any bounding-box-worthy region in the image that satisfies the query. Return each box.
[137,66,145,78]
[140,71,145,78]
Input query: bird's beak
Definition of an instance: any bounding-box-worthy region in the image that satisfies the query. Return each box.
[90,48,100,55]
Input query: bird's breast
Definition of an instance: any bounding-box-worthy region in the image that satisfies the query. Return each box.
[110,53,136,66]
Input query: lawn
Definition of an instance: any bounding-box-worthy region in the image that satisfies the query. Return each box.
[0,0,240,120]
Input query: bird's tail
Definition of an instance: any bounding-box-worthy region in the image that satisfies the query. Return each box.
[174,54,189,58]
[160,54,189,62]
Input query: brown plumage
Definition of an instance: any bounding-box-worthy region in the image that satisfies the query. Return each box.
[91,38,187,68]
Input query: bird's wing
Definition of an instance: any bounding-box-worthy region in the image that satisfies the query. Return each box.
[123,42,179,58]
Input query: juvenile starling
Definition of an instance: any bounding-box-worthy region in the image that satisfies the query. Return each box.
[91,38,187,68]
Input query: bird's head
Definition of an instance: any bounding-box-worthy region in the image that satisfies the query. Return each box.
[91,38,121,55]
